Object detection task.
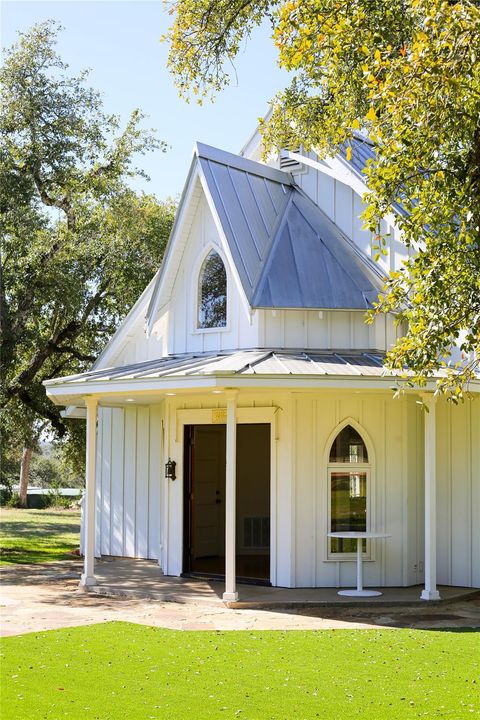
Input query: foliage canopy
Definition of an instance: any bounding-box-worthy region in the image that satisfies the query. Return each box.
[166,0,480,397]
[0,22,175,468]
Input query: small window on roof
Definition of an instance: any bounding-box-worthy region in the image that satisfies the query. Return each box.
[198,250,227,329]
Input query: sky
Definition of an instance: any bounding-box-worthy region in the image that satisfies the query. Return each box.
[1,0,289,199]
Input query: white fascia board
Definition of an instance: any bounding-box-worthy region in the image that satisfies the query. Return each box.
[91,277,155,370]
[196,161,253,323]
[145,153,201,336]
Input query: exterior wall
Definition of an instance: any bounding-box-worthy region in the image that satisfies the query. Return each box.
[91,390,479,590]
[94,404,164,561]
[436,395,480,588]
[162,389,425,588]
[290,391,424,588]
[258,308,401,352]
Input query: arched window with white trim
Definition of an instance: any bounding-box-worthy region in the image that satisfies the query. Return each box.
[328,424,370,555]
[197,250,227,329]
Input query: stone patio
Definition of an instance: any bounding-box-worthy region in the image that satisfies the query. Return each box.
[1,557,479,637]
[90,557,479,608]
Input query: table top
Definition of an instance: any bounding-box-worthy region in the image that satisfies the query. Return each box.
[327,531,391,539]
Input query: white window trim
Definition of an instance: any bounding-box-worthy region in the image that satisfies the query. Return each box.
[322,417,376,563]
[326,463,372,561]
[192,243,231,334]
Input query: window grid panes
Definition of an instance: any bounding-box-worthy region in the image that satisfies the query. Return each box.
[197,251,227,329]
[330,471,367,553]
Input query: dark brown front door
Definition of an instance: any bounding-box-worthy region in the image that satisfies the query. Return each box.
[184,425,226,575]
[183,423,271,582]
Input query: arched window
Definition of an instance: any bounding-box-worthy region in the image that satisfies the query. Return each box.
[328,424,370,555]
[197,250,227,329]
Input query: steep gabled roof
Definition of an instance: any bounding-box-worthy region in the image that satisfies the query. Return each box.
[252,190,384,309]
[146,142,386,329]
[197,143,385,310]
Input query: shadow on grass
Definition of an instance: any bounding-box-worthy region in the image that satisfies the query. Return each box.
[1,520,80,535]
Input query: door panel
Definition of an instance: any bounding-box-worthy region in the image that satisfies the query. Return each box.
[193,426,226,559]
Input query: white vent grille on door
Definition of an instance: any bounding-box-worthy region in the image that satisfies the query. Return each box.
[243,517,270,549]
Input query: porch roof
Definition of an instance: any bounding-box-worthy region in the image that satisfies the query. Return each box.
[44,349,478,405]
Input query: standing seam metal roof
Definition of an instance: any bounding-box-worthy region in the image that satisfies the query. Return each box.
[44,349,391,386]
[196,142,386,311]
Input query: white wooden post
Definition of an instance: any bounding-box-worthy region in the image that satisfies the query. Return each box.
[80,396,98,587]
[223,391,238,602]
[421,394,441,600]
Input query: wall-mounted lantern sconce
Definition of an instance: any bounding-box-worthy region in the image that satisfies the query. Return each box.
[165,459,176,481]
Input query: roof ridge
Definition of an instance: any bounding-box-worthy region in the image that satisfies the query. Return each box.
[251,192,295,307]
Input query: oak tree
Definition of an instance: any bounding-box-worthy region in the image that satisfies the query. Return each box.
[0,23,175,499]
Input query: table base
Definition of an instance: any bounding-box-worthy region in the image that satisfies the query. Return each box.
[337,589,383,597]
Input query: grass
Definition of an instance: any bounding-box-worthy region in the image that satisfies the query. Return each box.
[1,622,479,719]
[0,507,80,565]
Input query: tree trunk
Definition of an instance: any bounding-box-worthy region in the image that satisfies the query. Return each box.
[19,446,32,508]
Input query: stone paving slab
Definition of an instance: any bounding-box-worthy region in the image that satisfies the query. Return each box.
[1,559,479,638]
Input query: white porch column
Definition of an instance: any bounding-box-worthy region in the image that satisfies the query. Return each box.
[223,390,238,602]
[421,394,441,601]
[80,396,98,587]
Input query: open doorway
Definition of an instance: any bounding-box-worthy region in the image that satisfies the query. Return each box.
[183,423,270,582]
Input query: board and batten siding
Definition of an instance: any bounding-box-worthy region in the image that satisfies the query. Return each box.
[259,308,400,352]
[291,392,424,588]
[436,396,480,588]
[94,405,164,561]
[86,391,479,589]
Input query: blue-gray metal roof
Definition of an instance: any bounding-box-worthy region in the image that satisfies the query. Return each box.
[338,134,376,180]
[45,349,389,386]
[252,191,383,309]
[196,143,385,310]
[43,349,477,396]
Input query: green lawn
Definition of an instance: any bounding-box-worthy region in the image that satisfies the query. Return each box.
[0,507,80,564]
[1,622,478,719]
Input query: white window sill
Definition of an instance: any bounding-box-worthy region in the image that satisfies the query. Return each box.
[192,325,230,335]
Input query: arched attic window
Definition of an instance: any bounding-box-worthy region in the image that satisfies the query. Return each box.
[328,425,370,555]
[197,250,227,329]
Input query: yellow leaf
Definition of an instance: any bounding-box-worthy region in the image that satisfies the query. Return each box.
[351,119,360,130]
[365,107,377,121]
[346,147,352,161]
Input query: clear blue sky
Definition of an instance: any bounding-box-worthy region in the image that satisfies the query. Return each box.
[1,0,289,199]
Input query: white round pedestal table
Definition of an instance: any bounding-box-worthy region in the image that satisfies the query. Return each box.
[327,531,391,597]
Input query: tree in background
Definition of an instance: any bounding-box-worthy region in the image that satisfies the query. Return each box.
[165,0,480,398]
[0,22,176,502]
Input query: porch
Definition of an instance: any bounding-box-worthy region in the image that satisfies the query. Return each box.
[90,557,478,610]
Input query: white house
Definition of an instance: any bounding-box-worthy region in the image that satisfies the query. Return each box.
[44,127,480,602]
